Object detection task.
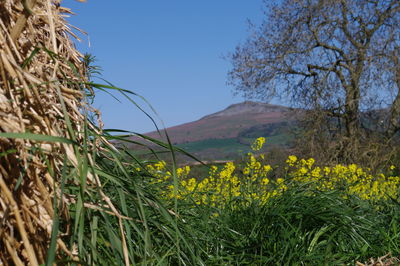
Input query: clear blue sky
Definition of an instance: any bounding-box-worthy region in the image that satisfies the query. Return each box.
[64,0,265,133]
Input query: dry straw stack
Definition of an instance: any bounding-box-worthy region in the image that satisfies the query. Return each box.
[0,0,98,264]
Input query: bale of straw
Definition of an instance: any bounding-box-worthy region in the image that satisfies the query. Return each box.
[0,0,90,264]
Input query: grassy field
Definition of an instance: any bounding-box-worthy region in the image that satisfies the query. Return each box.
[19,83,399,265]
[143,139,400,265]
[35,85,396,265]
[176,133,293,161]
[177,138,249,153]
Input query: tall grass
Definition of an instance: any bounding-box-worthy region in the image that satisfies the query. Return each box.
[48,83,400,264]
[54,83,205,265]
[1,48,207,264]
[170,184,400,265]
[4,51,398,264]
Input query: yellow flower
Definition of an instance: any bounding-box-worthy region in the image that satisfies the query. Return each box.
[261,178,270,185]
[286,155,297,166]
[243,167,250,175]
[177,168,183,176]
[263,165,272,172]
[146,137,400,208]
[276,178,284,184]
[154,160,166,170]
[306,158,315,169]
[323,167,331,175]
[251,137,266,151]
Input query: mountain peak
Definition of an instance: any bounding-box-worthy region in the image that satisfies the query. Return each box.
[201,101,289,119]
[141,100,293,148]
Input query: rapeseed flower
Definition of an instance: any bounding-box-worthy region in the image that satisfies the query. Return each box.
[251,137,266,151]
[145,138,400,210]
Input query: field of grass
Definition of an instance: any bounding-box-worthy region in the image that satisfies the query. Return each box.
[175,133,293,161]
[74,121,400,265]
[240,133,294,147]
[177,138,249,153]
[142,139,400,264]
[11,80,399,265]
[19,76,395,265]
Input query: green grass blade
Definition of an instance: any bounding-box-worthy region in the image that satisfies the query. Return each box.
[0,132,78,145]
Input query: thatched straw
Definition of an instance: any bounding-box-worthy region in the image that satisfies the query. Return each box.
[0,0,115,264]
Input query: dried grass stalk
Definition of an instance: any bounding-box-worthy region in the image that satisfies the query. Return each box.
[356,254,400,266]
[0,0,104,264]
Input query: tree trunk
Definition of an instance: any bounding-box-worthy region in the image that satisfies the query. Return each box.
[388,52,400,137]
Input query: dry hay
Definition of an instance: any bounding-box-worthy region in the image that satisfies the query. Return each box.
[356,254,400,266]
[0,0,121,265]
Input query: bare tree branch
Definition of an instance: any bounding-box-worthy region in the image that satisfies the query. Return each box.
[228,0,400,161]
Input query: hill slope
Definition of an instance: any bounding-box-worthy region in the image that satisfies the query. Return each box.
[145,101,294,145]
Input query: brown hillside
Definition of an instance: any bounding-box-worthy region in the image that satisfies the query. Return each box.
[145,101,293,144]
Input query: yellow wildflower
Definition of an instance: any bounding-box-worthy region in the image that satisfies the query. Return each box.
[286,155,297,166]
[251,137,266,151]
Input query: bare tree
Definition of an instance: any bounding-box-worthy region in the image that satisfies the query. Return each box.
[229,0,400,162]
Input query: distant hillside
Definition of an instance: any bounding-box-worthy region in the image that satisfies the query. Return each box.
[144,101,295,145]
[130,101,298,161]
[202,101,290,119]
[127,102,397,162]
